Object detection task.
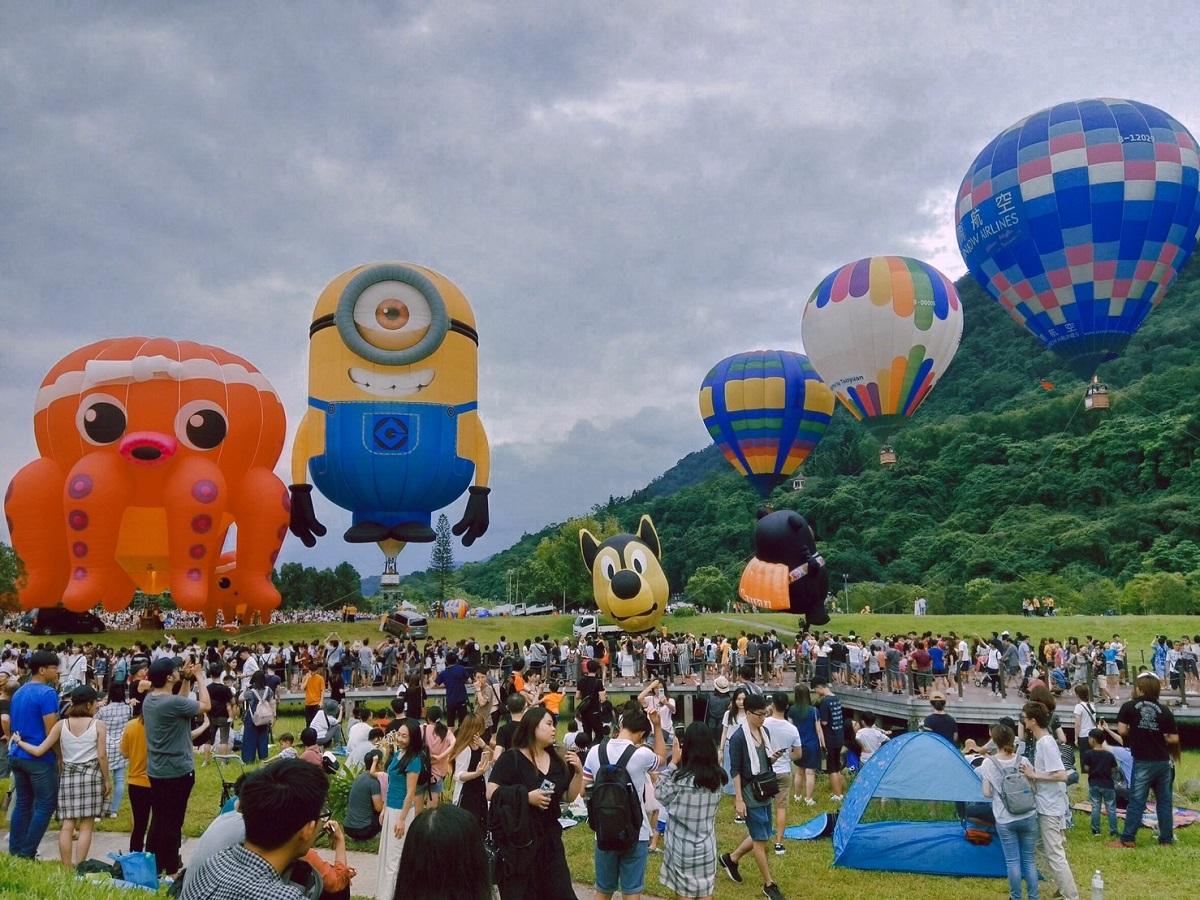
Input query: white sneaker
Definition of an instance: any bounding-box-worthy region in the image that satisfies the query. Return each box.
[793,794,802,802]
[830,794,843,802]
[804,798,816,807]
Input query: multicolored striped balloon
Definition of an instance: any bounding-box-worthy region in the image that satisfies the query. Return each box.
[801,256,963,440]
[698,350,835,498]
[957,98,1200,381]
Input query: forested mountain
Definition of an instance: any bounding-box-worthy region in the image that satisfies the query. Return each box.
[400,257,1200,615]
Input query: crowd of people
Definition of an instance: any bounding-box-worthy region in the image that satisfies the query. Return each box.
[0,621,1189,899]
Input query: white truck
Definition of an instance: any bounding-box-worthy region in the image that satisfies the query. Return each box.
[514,602,557,617]
[572,614,623,638]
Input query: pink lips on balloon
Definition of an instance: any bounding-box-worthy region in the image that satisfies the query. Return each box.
[119,432,178,466]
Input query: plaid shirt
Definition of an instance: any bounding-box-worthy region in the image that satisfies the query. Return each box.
[655,770,723,896]
[180,845,307,900]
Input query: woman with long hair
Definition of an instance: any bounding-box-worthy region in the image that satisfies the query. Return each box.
[376,719,426,900]
[979,723,1038,900]
[486,706,583,899]
[394,805,491,900]
[404,672,426,720]
[420,706,455,808]
[787,684,821,806]
[448,712,492,830]
[96,680,131,818]
[656,722,728,900]
[241,670,274,763]
[718,688,748,800]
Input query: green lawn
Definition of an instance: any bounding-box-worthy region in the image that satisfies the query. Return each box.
[4,611,1196,660]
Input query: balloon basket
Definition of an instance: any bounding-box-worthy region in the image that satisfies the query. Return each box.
[878,446,897,466]
[1083,376,1109,411]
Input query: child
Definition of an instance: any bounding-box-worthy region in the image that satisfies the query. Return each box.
[540,680,564,724]
[273,732,298,760]
[1082,728,1118,837]
[854,712,889,765]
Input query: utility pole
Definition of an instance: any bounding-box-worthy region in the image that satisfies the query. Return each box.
[843,573,849,615]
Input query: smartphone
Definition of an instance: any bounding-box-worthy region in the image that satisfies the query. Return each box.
[539,778,555,794]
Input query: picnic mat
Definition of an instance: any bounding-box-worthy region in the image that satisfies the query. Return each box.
[1071,801,1199,830]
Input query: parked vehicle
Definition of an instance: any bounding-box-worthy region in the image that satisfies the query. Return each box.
[572,614,622,638]
[380,610,428,639]
[514,603,556,617]
[19,607,105,635]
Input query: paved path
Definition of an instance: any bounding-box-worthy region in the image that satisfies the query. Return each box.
[1,826,598,898]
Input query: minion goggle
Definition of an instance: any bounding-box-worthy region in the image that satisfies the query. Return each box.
[309,264,478,366]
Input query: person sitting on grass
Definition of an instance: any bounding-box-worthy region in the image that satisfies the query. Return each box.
[300,728,324,768]
[273,733,298,760]
[181,757,354,900]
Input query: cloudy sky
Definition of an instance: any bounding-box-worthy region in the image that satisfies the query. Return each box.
[2,3,1199,581]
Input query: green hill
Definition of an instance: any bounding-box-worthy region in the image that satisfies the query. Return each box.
[404,257,1200,615]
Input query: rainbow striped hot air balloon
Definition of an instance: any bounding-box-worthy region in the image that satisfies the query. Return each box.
[801,256,963,441]
[957,98,1200,382]
[698,350,834,498]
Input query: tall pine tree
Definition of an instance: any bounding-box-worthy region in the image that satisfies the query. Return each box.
[431,513,455,605]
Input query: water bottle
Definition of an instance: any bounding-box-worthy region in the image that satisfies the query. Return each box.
[1091,869,1104,900]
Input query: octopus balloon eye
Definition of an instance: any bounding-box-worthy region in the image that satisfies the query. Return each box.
[353,281,433,351]
[175,401,228,451]
[76,395,127,445]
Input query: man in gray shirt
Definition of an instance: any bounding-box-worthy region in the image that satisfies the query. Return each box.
[143,657,210,875]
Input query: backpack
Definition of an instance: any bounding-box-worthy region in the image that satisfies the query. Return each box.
[249,689,276,727]
[587,740,643,852]
[993,756,1036,816]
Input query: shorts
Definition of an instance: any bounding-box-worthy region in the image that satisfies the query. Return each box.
[796,745,820,770]
[825,745,844,774]
[210,717,231,744]
[745,803,773,841]
[594,840,649,894]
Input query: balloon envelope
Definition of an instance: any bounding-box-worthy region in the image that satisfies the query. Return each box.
[699,350,835,497]
[957,98,1200,380]
[802,257,963,440]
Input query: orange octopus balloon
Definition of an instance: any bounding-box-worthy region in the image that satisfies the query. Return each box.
[4,338,290,617]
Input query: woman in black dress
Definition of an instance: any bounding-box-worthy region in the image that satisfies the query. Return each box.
[486,707,583,899]
[449,712,491,829]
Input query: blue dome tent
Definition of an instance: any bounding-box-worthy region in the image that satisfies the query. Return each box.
[833,731,1008,878]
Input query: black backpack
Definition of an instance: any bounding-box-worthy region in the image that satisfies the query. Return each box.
[587,740,643,852]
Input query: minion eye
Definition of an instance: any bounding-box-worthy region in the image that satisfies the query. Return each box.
[629,548,647,574]
[353,282,432,351]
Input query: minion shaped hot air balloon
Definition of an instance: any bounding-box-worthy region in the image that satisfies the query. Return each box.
[289,264,490,559]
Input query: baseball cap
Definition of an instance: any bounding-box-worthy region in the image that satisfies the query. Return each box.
[148,657,180,685]
[70,684,99,703]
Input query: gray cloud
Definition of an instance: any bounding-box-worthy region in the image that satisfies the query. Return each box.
[3,4,1200,581]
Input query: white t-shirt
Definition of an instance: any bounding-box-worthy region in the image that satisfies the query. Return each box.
[1073,701,1098,737]
[762,717,801,775]
[583,738,662,841]
[855,725,889,762]
[1033,733,1068,816]
[345,721,373,766]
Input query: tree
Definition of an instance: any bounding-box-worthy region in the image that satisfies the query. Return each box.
[686,566,734,612]
[1,542,24,612]
[431,514,456,604]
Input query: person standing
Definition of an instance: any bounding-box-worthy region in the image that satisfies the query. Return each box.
[302,663,325,727]
[6,649,60,858]
[1112,672,1180,848]
[922,693,958,745]
[435,652,471,729]
[582,705,667,900]
[1021,701,1077,900]
[813,680,846,801]
[96,681,132,818]
[762,693,802,856]
[978,723,1039,900]
[120,702,153,853]
[376,719,426,899]
[241,671,277,763]
[143,657,210,875]
[655,722,727,900]
[487,707,584,900]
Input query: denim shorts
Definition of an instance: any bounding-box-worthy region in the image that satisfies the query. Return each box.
[594,839,649,894]
[745,803,774,841]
